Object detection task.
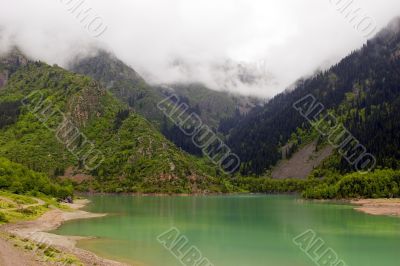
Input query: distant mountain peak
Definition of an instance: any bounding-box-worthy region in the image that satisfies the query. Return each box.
[388,16,400,30]
[70,48,144,87]
[0,46,28,64]
[374,17,400,42]
[0,46,28,88]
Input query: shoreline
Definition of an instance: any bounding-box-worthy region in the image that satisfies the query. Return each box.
[2,199,131,266]
[350,198,400,217]
[299,197,400,217]
[76,191,300,197]
[1,194,398,265]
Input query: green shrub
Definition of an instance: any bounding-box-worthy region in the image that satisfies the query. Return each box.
[0,211,8,222]
[0,157,73,199]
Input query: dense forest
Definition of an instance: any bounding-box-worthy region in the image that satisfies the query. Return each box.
[228,18,400,176]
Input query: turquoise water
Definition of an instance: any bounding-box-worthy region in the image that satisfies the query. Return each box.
[53,195,400,266]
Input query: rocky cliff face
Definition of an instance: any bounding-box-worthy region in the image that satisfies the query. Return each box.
[0,71,8,88]
[66,82,106,127]
[0,48,28,89]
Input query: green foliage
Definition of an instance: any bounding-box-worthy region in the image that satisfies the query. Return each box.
[0,211,8,222]
[302,169,400,199]
[231,169,400,200]
[0,101,21,129]
[232,177,312,194]
[0,157,72,199]
[0,59,231,194]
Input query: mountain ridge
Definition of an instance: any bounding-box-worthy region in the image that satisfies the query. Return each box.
[0,53,232,193]
[228,17,400,176]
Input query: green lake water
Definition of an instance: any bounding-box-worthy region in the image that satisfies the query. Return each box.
[52,195,400,266]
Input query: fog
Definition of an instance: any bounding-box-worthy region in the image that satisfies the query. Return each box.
[1,0,400,97]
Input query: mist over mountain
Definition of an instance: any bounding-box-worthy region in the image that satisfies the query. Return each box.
[2,0,400,97]
[227,17,400,176]
[2,2,400,265]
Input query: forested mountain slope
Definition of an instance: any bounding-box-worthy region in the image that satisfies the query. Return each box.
[228,18,400,176]
[157,83,262,129]
[70,50,164,125]
[70,50,261,155]
[0,51,228,193]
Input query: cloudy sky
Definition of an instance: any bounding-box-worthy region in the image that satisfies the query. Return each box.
[1,0,400,97]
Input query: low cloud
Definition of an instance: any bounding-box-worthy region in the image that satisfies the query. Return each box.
[1,0,400,97]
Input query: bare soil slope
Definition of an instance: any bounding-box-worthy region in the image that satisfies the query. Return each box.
[272,141,333,179]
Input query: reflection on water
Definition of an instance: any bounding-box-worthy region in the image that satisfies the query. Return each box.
[53,195,400,266]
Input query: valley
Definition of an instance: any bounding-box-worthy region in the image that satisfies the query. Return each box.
[0,4,400,266]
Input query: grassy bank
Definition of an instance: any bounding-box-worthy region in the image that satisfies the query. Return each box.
[0,190,84,265]
[0,190,71,224]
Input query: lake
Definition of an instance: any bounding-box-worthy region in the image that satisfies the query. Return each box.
[52,195,400,266]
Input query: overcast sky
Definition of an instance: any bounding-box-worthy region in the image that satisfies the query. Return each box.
[1,0,400,97]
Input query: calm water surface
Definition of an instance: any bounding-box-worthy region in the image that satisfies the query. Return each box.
[52,195,400,266]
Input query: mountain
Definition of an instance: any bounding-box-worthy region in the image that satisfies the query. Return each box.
[70,50,263,156]
[157,82,262,129]
[0,50,231,193]
[1,20,399,199]
[0,47,28,88]
[155,82,262,155]
[228,18,400,176]
[69,50,164,125]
